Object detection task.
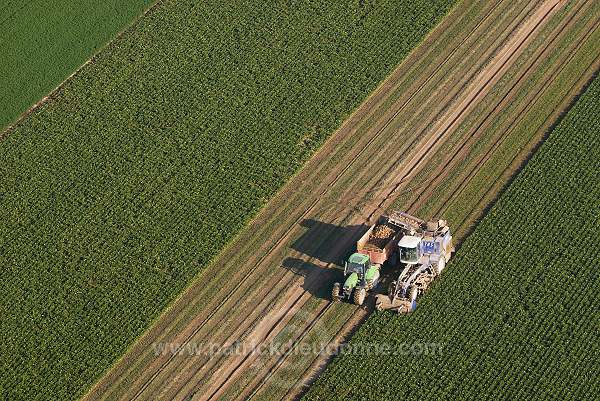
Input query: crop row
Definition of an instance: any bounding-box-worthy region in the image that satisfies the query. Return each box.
[303,69,600,400]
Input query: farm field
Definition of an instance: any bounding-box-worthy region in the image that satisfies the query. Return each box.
[303,69,600,401]
[0,0,154,131]
[82,0,600,400]
[0,0,456,399]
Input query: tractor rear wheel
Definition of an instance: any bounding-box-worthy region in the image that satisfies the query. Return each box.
[332,283,341,301]
[354,287,366,305]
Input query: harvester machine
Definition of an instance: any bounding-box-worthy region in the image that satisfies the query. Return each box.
[375,213,454,313]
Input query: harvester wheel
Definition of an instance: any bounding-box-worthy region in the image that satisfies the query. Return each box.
[388,281,397,297]
[353,287,366,306]
[332,283,341,301]
[435,257,446,275]
[409,285,418,302]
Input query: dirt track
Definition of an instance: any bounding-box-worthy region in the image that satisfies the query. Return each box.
[81,0,600,400]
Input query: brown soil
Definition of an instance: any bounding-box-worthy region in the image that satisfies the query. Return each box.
[79,1,590,400]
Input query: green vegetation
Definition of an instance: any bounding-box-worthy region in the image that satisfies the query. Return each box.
[304,74,600,400]
[0,0,456,399]
[0,0,154,131]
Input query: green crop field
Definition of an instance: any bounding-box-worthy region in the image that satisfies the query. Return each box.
[0,0,456,399]
[304,74,600,400]
[0,0,154,131]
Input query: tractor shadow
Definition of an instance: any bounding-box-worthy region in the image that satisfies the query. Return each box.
[285,219,394,301]
[290,218,369,265]
[282,257,342,300]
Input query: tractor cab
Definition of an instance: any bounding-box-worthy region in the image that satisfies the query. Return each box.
[398,235,421,264]
[344,253,371,277]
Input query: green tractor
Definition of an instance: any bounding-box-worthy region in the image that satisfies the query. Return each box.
[332,253,381,305]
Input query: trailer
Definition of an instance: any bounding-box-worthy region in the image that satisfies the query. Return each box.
[356,215,405,265]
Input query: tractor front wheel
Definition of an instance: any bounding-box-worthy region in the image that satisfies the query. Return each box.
[353,287,366,306]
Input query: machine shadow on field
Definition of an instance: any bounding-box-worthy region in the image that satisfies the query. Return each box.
[285,219,370,300]
[281,257,340,300]
[291,219,368,265]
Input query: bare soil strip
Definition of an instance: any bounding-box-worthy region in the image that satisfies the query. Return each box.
[280,7,599,401]
[409,0,595,216]
[82,2,508,399]
[80,0,598,400]
[130,1,536,398]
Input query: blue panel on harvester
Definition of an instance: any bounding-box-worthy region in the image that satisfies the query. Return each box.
[422,240,438,254]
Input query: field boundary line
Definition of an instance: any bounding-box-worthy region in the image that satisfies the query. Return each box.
[282,3,596,399]
[185,1,563,399]
[0,0,164,139]
[82,2,505,399]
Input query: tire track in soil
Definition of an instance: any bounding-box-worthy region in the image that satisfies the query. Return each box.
[278,6,598,401]
[329,0,534,214]
[145,2,536,391]
[450,47,600,238]
[186,2,563,400]
[431,13,600,222]
[407,0,595,217]
[150,3,533,398]
[88,2,500,395]
[244,4,594,401]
